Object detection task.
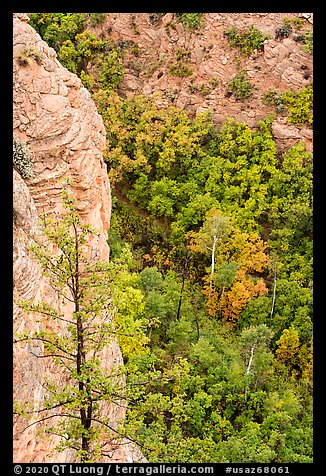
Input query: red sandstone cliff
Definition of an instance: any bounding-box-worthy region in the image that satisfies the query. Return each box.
[95,12,313,151]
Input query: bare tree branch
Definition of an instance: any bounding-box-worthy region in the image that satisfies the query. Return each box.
[14,336,76,359]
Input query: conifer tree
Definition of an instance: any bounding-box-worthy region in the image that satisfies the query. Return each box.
[14,181,135,462]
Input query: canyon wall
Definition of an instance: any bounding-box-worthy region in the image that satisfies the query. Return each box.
[94,12,313,151]
[13,13,144,463]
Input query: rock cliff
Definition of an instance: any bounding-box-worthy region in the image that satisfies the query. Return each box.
[94,12,312,151]
[13,13,144,463]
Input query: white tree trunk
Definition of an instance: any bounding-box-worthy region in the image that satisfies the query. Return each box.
[246,345,255,375]
[209,235,217,289]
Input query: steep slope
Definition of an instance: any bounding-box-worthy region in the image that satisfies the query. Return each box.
[94,12,312,150]
[13,13,144,463]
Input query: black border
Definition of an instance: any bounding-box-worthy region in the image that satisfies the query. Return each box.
[3,5,14,474]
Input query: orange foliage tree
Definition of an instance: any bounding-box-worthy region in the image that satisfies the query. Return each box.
[189,212,269,323]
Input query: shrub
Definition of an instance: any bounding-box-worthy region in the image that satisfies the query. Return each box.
[146,61,161,78]
[302,29,313,53]
[263,86,313,124]
[275,24,292,39]
[275,17,306,41]
[288,17,305,29]
[293,34,305,43]
[149,13,166,24]
[263,91,286,114]
[224,26,270,56]
[209,77,219,88]
[199,84,211,96]
[188,83,198,94]
[128,61,142,74]
[175,13,202,29]
[169,63,193,78]
[228,72,253,100]
[15,47,43,66]
[165,21,177,36]
[88,13,106,27]
[169,47,192,78]
[130,15,140,35]
[117,39,129,52]
[175,48,191,62]
[13,136,35,179]
[130,42,140,56]
[280,85,313,126]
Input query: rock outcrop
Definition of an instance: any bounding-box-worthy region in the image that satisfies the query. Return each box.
[13,13,111,247]
[93,12,312,150]
[13,13,145,463]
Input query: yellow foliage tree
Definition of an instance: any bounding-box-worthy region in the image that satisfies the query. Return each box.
[275,328,300,364]
[297,340,313,382]
[198,224,269,323]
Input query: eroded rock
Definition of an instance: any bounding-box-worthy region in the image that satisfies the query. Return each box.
[99,12,312,148]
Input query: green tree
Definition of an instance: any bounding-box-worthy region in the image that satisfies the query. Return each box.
[239,324,274,378]
[189,208,231,290]
[58,39,80,74]
[14,183,145,462]
[28,13,87,50]
[214,261,238,298]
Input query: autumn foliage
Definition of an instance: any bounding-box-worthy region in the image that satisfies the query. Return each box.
[191,219,269,323]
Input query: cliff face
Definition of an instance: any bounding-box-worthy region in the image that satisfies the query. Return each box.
[13,13,144,463]
[13,13,111,244]
[94,12,312,151]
